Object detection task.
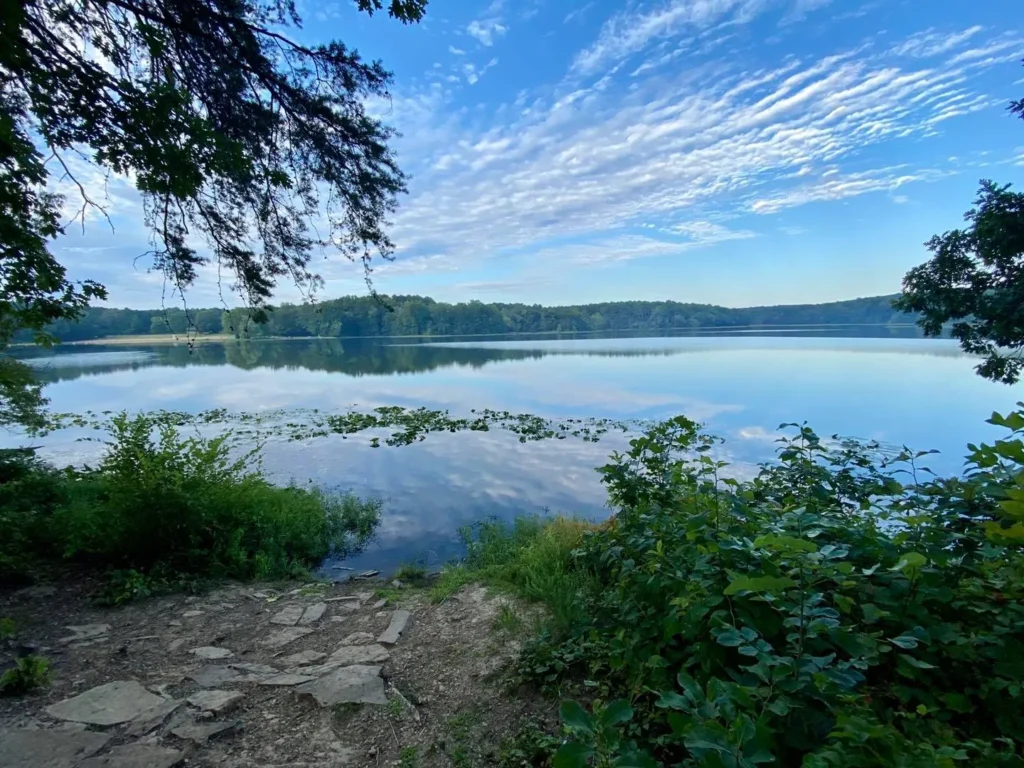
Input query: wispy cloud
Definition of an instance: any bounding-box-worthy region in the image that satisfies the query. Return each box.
[564,2,596,24]
[892,26,984,58]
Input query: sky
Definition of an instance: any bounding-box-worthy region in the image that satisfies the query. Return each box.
[54,0,1024,309]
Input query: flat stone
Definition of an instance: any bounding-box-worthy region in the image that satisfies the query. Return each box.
[296,665,387,707]
[292,663,344,679]
[377,610,413,646]
[324,596,361,603]
[79,744,184,768]
[354,570,379,579]
[46,681,166,726]
[187,689,244,714]
[280,650,327,666]
[126,698,182,736]
[59,624,110,645]
[340,632,375,646]
[259,626,313,650]
[187,666,246,687]
[333,602,359,615]
[356,591,373,601]
[269,604,305,626]
[229,662,280,677]
[170,719,239,744]
[260,673,316,686]
[371,599,388,609]
[15,584,58,599]
[189,646,233,660]
[298,602,326,626]
[327,644,390,666]
[1,726,111,768]
[167,639,185,652]
[182,610,204,618]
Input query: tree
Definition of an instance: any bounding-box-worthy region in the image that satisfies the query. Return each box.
[895,71,1024,384]
[1,0,426,425]
[895,182,1024,384]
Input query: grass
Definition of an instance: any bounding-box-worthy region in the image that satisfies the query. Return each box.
[398,745,420,768]
[429,516,597,634]
[0,413,382,590]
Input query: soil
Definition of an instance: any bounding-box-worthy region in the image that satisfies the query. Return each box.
[0,574,557,767]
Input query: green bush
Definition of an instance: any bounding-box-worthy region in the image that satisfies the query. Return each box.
[508,411,1024,766]
[0,413,381,584]
[0,448,68,584]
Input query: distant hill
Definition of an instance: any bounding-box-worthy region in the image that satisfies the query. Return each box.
[29,293,913,342]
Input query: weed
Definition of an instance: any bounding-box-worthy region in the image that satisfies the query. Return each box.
[0,617,14,640]
[393,562,429,586]
[443,709,481,768]
[498,722,560,767]
[387,697,404,718]
[493,603,524,635]
[0,655,51,696]
[398,745,419,767]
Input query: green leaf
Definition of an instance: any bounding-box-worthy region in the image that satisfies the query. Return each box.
[560,701,594,733]
[715,628,746,647]
[890,552,927,573]
[753,534,818,553]
[601,699,634,727]
[553,742,595,768]
[900,655,937,669]
[890,635,919,649]
[724,575,797,595]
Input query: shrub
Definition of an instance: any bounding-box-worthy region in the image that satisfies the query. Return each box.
[511,411,1024,766]
[0,655,51,696]
[0,448,69,584]
[2,413,381,584]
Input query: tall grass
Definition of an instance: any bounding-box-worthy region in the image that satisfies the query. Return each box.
[430,516,596,633]
[0,413,380,585]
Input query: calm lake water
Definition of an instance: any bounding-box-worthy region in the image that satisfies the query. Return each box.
[8,327,1024,573]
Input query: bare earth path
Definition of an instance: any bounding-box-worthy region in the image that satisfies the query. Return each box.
[1,577,551,767]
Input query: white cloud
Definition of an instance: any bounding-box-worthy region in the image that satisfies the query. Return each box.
[564,2,596,24]
[448,45,466,55]
[891,26,984,58]
[467,18,507,46]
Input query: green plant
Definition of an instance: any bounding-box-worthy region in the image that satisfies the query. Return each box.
[399,745,420,767]
[494,603,525,635]
[498,723,562,767]
[510,408,1024,766]
[387,697,404,717]
[393,562,430,585]
[0,655,51,696]
[0,618,14,640]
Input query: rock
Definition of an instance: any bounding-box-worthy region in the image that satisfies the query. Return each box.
[167,639,185,652]
[324,596,361,603]
[182,610,204,618]
[1,726,110,768]
[187,690,244,714]
[298,602,326,625]
[356,591,373,602]
[340,632,375,646]
[296,665,387,706]
[355,570,379,579]
[15,584,58,599]
[260,673,316,686]
[331,565,353,570]
[189,646,233,660]
[269,603,305,626]
[259,626,314,649]
[377,610,413,646]
[390,579,405,589]
[280,650,327,666]
[59,624,110,645]
[46,681,167,726]
[187,666,246,687]
[79,744,184,768]
[229,662,280,677]
[170,718,239,744]
[126,698,182,736]
[371,598,388,609]
[327,644,390,666]
[167,620,182,628]
[291,662,341,677]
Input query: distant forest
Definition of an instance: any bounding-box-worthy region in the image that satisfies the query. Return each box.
[28,294,912,342]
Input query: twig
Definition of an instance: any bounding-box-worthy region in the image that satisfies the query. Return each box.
[388,717,398,745]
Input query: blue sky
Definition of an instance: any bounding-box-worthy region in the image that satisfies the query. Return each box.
[56,0,1024,308]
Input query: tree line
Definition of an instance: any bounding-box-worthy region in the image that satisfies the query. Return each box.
[27,294,912,342]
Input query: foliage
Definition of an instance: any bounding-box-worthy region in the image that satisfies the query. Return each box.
[1,0,424,428]
[488,409,1024,766]
[0,655,52,696]
[0,414,381,585]
[22,293,914,343]
[896,180,1024,383]
[498,722,562,767]
[430,517,596,634]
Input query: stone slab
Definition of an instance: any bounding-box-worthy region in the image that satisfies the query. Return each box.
[187,666,246,687]
[298,602,326,626]
[79,744,184,768]
[292,662,342,678]
[296,665,387,707]
[280,650,327,666]
[327,644,390,666]
[187,689,244,714]
[126,698,182,736]
[189,646,233,660]
[259,626,313,650]
[339,632,375,646]
[229,662,280,677]
[45,681,166,726]
[260,673,316,686]
[59,624,110,645]
[170,719,239,744]
[269,604,305,626]
[1,727,111,768]
[378,610,413,646]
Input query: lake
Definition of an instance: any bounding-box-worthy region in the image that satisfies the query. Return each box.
[8,327,1024,573]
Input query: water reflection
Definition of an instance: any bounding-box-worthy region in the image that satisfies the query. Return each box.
[7,328,1024,571]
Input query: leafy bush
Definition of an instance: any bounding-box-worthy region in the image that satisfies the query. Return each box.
[511,411,1024,766]
[0,414,381,584]
[0,655,51,696]
[0,448,68,584]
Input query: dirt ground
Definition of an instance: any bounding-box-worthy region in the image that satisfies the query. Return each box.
[0,574,557,767]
